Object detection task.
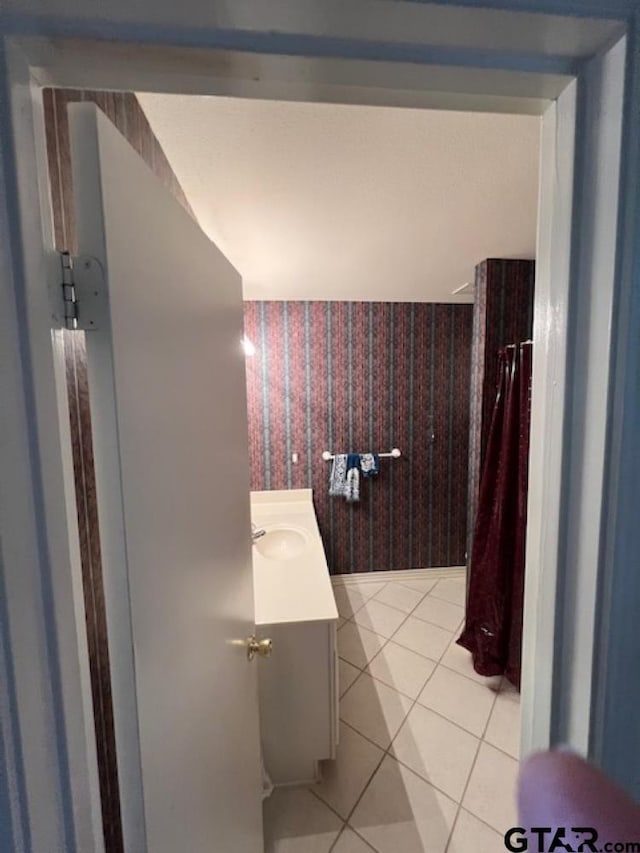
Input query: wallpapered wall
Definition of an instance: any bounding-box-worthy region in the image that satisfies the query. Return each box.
[43,88,196,853]
[467,259,535,555]
[244,301,473,573]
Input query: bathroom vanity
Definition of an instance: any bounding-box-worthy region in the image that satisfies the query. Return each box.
[251,489,339,787]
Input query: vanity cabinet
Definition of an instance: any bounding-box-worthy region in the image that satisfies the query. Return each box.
[257,619,338,785]
[251,489,339,787]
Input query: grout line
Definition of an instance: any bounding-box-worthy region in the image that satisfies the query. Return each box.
[326,825,346,853]
[359,665,438,704]
[337,598,420,699]
[306,785,349,826]
[347,827,378,852]
[278,580,516,852]
[329,598,427,829]
[412,690,499,741]
[339,638,519,802]
[455,805,510,839]
[341,582,464,634]
[325,710,517,848]
[477,736,521,764]
[339,607,506,695]
[340,748,386,828]
[337,654,465,831]
[325,818,378,853]
[409,610,464,632]
[366,588,429,616]
[333,591,520,845]
[444,678,501,852]
[391,630,454,666]
[436,658,501,688]
[340,596,454,671]
[311,721,387,825]
[338,717,386,749]
[428,591,466,607]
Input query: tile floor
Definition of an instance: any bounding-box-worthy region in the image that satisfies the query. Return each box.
[263,573,521,853]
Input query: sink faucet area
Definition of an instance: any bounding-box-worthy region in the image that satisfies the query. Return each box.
[254,525,309,560]
[250,489,337,626]
[251,523,266,542]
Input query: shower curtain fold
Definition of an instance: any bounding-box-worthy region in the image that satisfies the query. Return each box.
[457,341,532,689]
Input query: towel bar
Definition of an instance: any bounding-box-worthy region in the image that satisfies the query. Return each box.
[321,448,401,461]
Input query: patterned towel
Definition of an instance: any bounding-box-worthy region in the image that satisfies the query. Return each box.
[360,453,379,477]
[329,453,363,501]
[346,454,361,503]
[345,467,360,503]
[329,454,348,496]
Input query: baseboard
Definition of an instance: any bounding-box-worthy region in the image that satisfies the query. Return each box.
[331,566,466,586]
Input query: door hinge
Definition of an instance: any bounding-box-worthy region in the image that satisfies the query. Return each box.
[54,252,104,331]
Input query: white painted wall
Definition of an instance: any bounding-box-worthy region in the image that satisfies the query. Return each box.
[138,95,539,302]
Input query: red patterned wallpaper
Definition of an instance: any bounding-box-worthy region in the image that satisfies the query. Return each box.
[467,259,535,555]
[244,301,473,574]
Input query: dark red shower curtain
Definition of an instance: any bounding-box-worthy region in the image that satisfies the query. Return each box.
[458,341,533,689]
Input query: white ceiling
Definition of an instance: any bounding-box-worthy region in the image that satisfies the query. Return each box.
[138,94,540,302]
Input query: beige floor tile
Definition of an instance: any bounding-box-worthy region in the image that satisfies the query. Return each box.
[367,641,436,699]
[348,581,388,599]
[391,704,479,801]
[313,723,383,819]
[484,685,521,759]
[393,617,453,661]
[417,665,497,736]
[334,586,369,618]
[350,755,457,853]
[340,672,413,749]
[448,809,505,853]
[332,827,375,853]
[339,658,361,698]
[263,786,342,853]
[439,641,502,689]
[429,577,466,606]
[398,577,438,595]
[352,599,407,639]
[338,621,387,669]
[412,595,464,632]
[374,582,425,614]
[462,742,519,834]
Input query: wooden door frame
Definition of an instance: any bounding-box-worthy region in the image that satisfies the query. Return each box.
[1,2,639,849]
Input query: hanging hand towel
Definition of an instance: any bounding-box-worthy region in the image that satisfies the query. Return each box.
[345,467,360,503]
[329,454,348,496]
[359,453,379,477]
[345,453,361,502]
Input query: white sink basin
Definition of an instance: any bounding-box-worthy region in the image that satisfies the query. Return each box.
[255,525,309,560]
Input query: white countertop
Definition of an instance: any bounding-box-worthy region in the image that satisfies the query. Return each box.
[251,489,339,627]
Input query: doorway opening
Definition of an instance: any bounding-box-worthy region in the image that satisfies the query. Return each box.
[44,86,538,850]
[0,5,632,844]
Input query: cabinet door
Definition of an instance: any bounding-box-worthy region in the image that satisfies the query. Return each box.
[259,621,337,785]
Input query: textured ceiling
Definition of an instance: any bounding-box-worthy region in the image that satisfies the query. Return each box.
[138,94,540,302]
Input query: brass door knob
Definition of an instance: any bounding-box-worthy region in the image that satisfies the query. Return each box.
[247,635,273,661]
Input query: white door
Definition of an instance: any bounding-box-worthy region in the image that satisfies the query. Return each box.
[68,102,264,853]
